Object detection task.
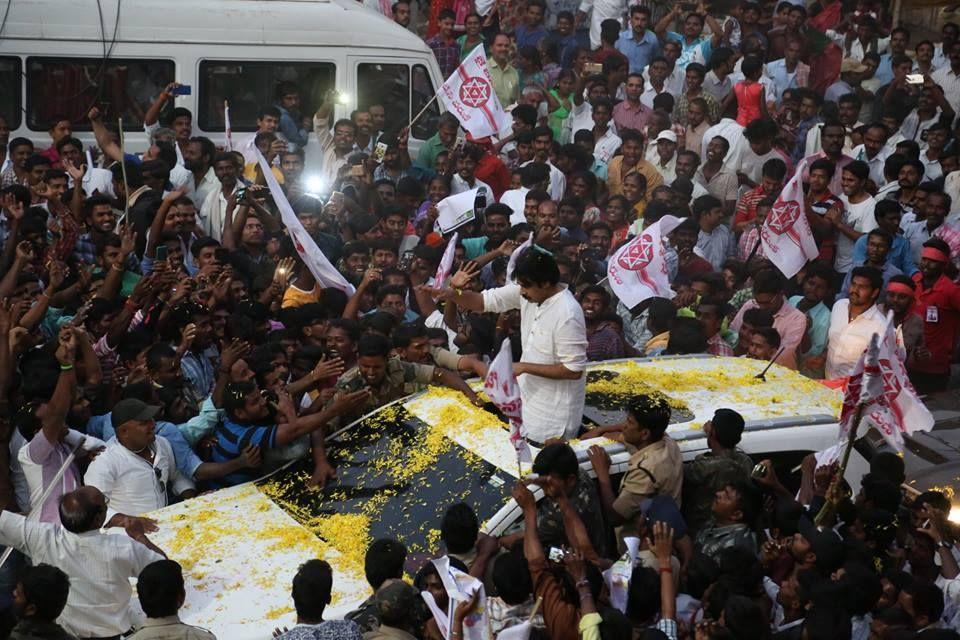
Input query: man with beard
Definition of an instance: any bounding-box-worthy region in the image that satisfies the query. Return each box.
[826,266,886,379]
[438,250,586,443]
[695,136,738,215]
[171,137,218,209]
[884,275,929,373]
[839,229,902,302]
[909,238,960,392]
[372,134,414,186]
[352,110,377,155]
[199,152,241,241]
[799,121,854,197]
[462,204,511,261]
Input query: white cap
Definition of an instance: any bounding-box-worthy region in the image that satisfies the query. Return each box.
[655,130,677,144]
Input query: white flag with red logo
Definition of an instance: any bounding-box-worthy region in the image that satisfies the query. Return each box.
[433,231,459,289]
[484,338,532,465]
[224,100,233,152]
[760,169,818,278]
[838,312,934,452]
[256,150,356,296]
[438,45,512,139]
[607,215,684,309]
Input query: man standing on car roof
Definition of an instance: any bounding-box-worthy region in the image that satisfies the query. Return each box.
[438,249,587,444]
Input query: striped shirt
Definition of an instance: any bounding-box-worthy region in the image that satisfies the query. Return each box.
[210,418,278,487]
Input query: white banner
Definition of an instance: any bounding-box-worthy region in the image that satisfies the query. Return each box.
[224,100,234,152]
[255,150,356,296]
[607,215,684,309]
[760,169,818,278]
[432,556,490,640]
[437,188,478,233]
[438,45,512,139]
[505,234,533,282]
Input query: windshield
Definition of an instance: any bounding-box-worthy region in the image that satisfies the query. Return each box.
[257,404,514,570]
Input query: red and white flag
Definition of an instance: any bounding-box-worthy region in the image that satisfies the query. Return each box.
[484,338,532,465]
[607,215,684,309]
[838,312,934,452]
[438,45,512,139]
[433,231,459,289]
[224,100,233,152]
[256,150,356,296]
[760,169,818,278]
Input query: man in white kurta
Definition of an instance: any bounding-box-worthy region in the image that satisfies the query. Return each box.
[445,251,587,442]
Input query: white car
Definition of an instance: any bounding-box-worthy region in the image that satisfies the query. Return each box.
[140,355,850,639]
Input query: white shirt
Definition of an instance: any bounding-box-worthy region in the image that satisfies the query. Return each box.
[169,165,219,209]
[835,194,878,273]
[68,167,114,198]
[931,66,960,122]
[450,174,493,197]
[0,510,164,637]
[945,170,960,215]
[642,63,684,101]
[85,436,194,517]
[198,182,238,241]
[309,115,351,189]
[901,107,945,142]
[701,118,748,171]
[521,159,566,201]
[850,144,889,186]
[826,300,887,379]
[567,101,595,138]
[482,283,587,441]
[921,150,943,182]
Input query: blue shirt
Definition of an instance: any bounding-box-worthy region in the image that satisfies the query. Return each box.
[211,418,279,487]
[788,296,830,357]
[615,29,660,74]
[765,58,803,103]
[666,31,713,71]
[851,233,919,276]
[87,414,203,479]
[874,53,895,87]
[515,24,548,50]
[276,104,309,149]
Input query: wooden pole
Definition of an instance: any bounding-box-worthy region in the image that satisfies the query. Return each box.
[814,402,866,527]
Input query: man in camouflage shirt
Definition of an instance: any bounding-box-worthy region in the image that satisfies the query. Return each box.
[312,333,483,486]
[694,480,761,563]
[683,408,754,533]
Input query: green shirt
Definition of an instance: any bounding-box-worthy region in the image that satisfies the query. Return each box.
[488,57,519,107]
[415,134,449,170]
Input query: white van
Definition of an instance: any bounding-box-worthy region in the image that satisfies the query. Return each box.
[0,0,444,158]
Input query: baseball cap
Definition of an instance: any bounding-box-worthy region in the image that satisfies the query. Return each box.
[798,517,845,574]
[655,130,677,144]
[111,399,161,430]
[840,58,867,74]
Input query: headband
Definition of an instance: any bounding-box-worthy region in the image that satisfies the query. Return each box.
[886,282,915,297]
[921,247,949,263]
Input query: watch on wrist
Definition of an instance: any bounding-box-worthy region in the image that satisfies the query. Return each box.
[938,540,953,549]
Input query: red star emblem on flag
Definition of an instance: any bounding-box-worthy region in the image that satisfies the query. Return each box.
[767,201,801,235]
[617,233,655,271]
[459,76,492,108]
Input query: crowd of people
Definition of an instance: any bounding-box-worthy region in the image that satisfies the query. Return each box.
[0,0,959,638]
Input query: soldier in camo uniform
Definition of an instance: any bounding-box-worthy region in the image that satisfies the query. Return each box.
[682,408,754,533]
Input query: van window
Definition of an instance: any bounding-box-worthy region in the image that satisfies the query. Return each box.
[357,63,410,136]
[357,63,441,140]
[411,64,440,140]
[0,57,22,130]
[198,61,335,132]
[25,57,174,131]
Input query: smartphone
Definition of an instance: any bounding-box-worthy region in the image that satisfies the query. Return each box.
[373,141,388,164]
[680,2,697,11]
[171,84,192,96]
[156,245,169,261]
[906,74,924,85]
[548,547,565,563]
[584,62,603,75]
[214,247,230,265]
[349,164,365,178]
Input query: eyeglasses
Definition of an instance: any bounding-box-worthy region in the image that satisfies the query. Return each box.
[153,466,166,495]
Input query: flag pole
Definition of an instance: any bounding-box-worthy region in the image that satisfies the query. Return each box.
[744,235,762,269]
[118,117,130,222]
[814,402,864,527]
[408,93,440,131]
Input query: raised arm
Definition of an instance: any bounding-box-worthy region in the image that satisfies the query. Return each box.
[144,82,180,128]
[655,5,681,41]
[88,107,124,164]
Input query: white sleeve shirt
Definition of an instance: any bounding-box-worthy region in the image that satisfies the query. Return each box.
[84,436,194,517]
[0,511,164,638]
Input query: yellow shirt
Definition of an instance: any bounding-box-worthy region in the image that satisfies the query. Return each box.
[281,283,321,308]
[242,162,285,185]
[606,156,663,197]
